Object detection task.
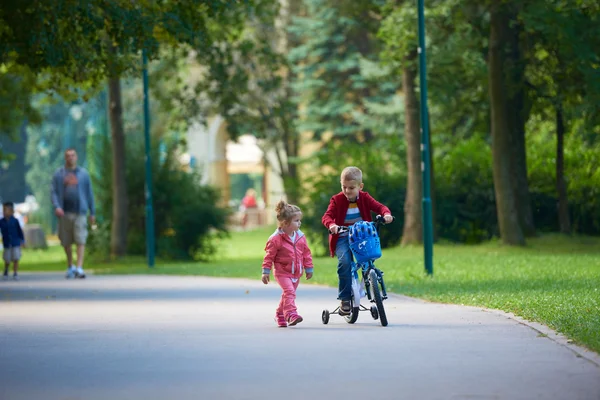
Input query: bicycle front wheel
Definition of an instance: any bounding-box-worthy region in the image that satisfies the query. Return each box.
[369,269,388,327]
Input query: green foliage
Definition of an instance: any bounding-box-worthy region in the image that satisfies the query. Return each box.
[289,0,400,141]
[1,0,252,156]
[526,116,600,234]
[188,0,305,201]
[379,0,490,144]
[434,136,497,243]
[88,132,230,261]
[0,0,245,79]
[522,0,600,137]
[0,65,40,154]
[83,70,230,260]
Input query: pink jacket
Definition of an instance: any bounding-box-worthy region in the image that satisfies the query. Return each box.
[262,229,314,279]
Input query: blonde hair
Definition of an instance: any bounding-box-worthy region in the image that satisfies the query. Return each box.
[341,166,363,183]
[275,200,302,226]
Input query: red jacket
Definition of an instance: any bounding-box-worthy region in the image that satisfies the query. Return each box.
[322,191,391,257]
[262,229,314,279]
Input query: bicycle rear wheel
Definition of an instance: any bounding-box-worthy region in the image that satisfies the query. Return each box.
[368,269,387,326]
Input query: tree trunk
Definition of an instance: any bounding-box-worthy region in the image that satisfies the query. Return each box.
[555,104,571,234]
[488,3,525,246]
[275,0,302,206]
[505,14,535,237]
[401,57,423,246]
[108,76,128,257]
[284,134,301,205]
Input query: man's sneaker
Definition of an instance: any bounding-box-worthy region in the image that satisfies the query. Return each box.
[275,312,287,328]
[12,274,18,281]
[3,273,8,281]
[287,314,303,326]
[340,300,352,316]
[75,267,86,279]
[65,266,77,279]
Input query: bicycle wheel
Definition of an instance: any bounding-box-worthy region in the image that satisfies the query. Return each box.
[369,269,387,326]
[344,299,359,324]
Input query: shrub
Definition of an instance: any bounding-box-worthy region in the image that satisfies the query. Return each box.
[87,134,229,260]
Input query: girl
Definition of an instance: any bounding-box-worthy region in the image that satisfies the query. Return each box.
[261,200,314,327]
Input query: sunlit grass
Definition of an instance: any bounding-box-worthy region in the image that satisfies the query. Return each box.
[21,228,600,353]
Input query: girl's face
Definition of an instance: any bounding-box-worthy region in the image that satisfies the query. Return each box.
[283,214,302,234]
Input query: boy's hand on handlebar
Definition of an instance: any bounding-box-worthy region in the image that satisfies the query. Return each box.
[261,273,270,284]
[383,214,394,224]
[329,224,339,234]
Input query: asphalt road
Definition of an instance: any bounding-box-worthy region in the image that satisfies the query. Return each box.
[1,273,598,400]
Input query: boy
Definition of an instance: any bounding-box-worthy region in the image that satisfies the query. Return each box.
[0,202,25,281]
[322,167,393,315]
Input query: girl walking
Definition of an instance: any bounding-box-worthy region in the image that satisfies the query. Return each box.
[261,200,314,327]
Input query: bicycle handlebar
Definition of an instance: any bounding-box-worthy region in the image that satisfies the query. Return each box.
[329,215,395,235]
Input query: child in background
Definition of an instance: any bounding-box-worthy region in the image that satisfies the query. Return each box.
[0,202,25,281]
[322,166,393,315]
[261,200,314,327]
[240,188,258,229]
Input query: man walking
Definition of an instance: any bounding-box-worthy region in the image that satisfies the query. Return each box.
[51,148,96,279]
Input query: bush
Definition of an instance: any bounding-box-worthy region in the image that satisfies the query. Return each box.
[434,136,497,243]
[87,134,229,260]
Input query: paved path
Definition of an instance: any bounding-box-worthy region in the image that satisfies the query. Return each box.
[0,273,598,400]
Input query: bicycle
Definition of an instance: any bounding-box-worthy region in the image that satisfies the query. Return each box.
[321,215,393,327]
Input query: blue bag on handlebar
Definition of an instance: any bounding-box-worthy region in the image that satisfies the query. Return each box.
[348,221,381,263]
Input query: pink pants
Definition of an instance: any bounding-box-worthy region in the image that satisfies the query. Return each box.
[275,275,300,319]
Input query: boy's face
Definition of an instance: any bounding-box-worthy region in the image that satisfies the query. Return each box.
[341,179,364,201]
[3,206,13,218]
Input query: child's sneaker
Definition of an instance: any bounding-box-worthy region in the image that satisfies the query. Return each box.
[75,267,86,279]
[287,314,303,326]
[3,273,8,281]
[275,312,287,328]
[340,300,352,316]
[65,266,77,279]
[12,274,18,281]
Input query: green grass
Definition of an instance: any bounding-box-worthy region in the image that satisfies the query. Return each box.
[21,227,600,353]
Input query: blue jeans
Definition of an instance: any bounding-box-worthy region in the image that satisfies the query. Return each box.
[335,235,354,301]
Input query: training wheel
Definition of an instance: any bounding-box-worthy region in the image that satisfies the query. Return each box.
[370,305,379,320]
[322,309,330,325]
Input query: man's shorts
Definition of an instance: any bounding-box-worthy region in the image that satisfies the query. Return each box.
[58,213,88,246]
[3,246,21,263]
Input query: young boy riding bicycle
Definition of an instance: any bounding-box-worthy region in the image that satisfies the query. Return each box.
[322,166,393,316]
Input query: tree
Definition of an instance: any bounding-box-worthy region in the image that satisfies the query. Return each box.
[189,0,305,203]
[488,1,525,245]
[1,0,250,256]
[522,0,600,234]
[288,0,402,206]
[289,0,387,143]
[378,1,423,245]
[380,0,466,245]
